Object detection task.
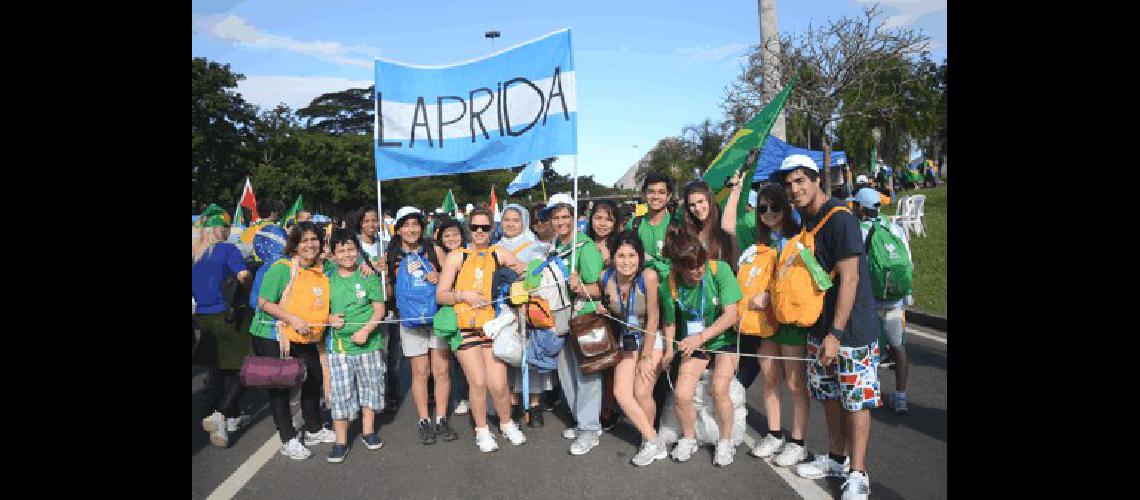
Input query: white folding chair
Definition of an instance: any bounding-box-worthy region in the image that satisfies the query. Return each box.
[889,194,912,236]
[908,194,927,237]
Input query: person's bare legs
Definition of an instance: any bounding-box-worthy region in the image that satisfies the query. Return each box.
[362,408,376,435]
[674,356,710,438]
[614,352,656,441]
[710,353,739,441]
[894,346,909,392]
[781,345,809,440]
[848,409,870,471]
[481,347,515,429]
[758,340,783,433]
[824,400,851,457]
[333,419,350,445]
[455,348,488,428]
[633,349,663,437]
[430,348,451,417]
[409,354,431,420]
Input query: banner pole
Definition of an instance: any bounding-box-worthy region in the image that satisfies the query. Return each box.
[571,155,579,274]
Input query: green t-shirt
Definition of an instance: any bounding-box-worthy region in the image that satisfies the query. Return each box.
[555,231,604,316]
[326,268,386,354]
[626,211,673,279]
[736,209,756,251]
[661,259,743,351]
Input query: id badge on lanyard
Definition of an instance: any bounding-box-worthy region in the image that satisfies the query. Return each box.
[680,277,706,337]
[620,279,639,332]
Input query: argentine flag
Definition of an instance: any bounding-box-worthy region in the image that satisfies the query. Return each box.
[374,29,577,181]
[507,160,545,195]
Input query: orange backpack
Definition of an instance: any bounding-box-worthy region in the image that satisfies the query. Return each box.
[770,206,850,327]
[736,244,779,337]
[453,248,499,330]
[275,258,331,344]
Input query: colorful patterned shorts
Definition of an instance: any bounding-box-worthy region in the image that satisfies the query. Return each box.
[328,349,387,421]
[806,337,881,412]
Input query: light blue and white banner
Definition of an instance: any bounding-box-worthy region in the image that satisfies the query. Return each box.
[506,160,544,195]
[374,28,577,181]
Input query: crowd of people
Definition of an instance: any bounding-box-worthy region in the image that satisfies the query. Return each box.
[192,153,917,500]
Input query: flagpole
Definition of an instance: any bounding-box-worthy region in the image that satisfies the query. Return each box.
[571,155,579,273]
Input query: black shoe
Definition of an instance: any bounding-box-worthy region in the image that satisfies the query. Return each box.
[600,408,620,431]
[511,404,524,423]
[417,419,436,445]
[435,418,459,442]
[527,407,545,428]
[543,390,560,411]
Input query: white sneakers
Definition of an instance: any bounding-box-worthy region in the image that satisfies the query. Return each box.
[500,421,527,446]
[454,399,470,415]
[201,411,228,448]
[670,438,699,462]
[751,434,785,459]
[774,441,809,467]
[713,439,736,467]
[795,453,850,479]
[562,428,578,440]
[303,427,337,446]
[226,414,252,433]
[841,471,871,500]
[569,430,600,455]
[280,437,312,460]
[475,428,499,453]
[630,438,668,467]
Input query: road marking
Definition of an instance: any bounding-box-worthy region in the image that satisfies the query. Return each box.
[206,399,303,500]
[741,432,833,500]
[905,327,947,344]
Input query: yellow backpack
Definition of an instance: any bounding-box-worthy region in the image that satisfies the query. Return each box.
[276,258,331,344]
[770,206,850,327]
[453,248,499,330]
[736,245,779,337]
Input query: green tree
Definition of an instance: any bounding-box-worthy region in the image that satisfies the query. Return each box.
[297,86,374,136]
[192,57,259,212]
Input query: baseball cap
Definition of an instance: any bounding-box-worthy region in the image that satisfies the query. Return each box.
[847,188,882,210]
[394,206,424,228]
[538,192,575,219]
[856,174,869,184]
[770,154,819,183]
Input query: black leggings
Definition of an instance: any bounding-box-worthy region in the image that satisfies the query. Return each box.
[251,336,324,443]
[203,368,247,419]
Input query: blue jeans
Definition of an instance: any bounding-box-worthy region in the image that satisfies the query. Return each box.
[556,341,602,432]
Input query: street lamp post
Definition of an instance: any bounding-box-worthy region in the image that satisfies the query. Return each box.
[485,30,500,48]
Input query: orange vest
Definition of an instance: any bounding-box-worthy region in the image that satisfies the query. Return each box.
[736,245,779,337]
[453,248,498,330]
[771,206,849,327]
[276,258,331,343]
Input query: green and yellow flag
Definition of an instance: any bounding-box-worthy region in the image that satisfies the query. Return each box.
[281,194,303,228]
[701,76,796,250]
[441,189,457,218]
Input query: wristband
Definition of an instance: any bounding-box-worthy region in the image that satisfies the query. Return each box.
[828,326,846,338]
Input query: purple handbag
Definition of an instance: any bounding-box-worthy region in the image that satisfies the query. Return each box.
[240,354,306,389]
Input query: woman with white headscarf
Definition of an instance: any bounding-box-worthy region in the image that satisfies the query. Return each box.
[494,203,553,427]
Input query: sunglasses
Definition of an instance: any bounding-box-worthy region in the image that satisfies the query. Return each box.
[755,203,782,214]
[470,224,493,233]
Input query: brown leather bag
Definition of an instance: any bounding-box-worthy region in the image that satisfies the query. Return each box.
[568,312,620,375]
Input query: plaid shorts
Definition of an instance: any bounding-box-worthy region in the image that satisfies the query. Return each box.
[806,337,881,412]
[327,349,387,421]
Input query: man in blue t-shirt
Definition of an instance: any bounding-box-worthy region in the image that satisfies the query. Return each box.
[771,155,878,500]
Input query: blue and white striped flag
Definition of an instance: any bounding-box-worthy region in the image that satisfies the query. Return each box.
[374,29,577,181]
[506,160,544,195]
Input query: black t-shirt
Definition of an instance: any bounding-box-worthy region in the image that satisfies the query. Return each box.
[800,197,879,347]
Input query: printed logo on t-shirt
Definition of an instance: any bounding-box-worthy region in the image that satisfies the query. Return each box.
[656,240,664,253]
[355,283,367,303]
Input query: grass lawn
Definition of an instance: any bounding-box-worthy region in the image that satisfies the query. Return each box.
[883,185,947,316]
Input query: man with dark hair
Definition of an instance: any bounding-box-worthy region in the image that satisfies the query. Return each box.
[770,154,879,500]
[625,172,675,279]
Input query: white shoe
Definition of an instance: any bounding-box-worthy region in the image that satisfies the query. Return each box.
[226,413,253,433]
[475,428,499,453]
[454,399,470,415]
[280,437,312,460]
[630,438,668,467]
[201,411,228,448]
[302,427,337,446]
[670,437,699,462]
[795,453,850,479]
[713,439,736,467]
[751,434,785,459]
[569,430,600,455]
[841,471,871,500]
[562,428,578,440]
[500,421,527,446]
[775,442,809,467]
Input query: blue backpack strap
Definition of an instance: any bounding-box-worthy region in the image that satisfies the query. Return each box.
[601,268,614,293]
[636,272,646,296]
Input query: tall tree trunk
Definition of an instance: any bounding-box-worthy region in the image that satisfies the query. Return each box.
[822,131,832,195]
[758,0,785,140]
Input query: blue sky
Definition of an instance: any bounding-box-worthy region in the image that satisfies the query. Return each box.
[193,0,946,185]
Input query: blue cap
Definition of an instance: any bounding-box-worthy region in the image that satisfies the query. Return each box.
[848,188,882,210]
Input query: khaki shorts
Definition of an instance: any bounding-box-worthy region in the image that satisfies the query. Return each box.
[400,324,447,357]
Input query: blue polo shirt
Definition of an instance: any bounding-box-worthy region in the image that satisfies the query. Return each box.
[192,243,248,314]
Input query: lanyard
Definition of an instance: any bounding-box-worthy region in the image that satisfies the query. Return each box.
[676,274,706,323]
[617,273,638,333]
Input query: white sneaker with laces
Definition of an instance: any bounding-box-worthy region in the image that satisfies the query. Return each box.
[630,439,668,467]
[841,471,871,500]
[303,427,337,446]
[795,453,850,479]
[774,441,809,467]
[569,430,600,455]
[280,437,312,460]
[562,428,578,440]
[475,428,499,453]
[500,421,527,446]
[670,438,699,462]
[751,434,785,458]
[713,439,736,467]
[201,411,228,447]
[454,399,470,415]
[226,414,253,432]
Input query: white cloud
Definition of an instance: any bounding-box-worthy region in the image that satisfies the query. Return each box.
[237,75,374,111]
[857,0,946,28]
[192,14,379,69]
[675,43,748,63]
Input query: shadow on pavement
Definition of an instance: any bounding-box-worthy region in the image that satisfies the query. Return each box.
[871,402,945,442]
[192,368,276,457]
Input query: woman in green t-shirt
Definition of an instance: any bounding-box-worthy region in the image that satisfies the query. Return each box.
[680,181,739,270]
[661,231,742,467]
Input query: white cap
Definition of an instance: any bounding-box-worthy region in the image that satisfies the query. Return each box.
[539,192,575,219]
[394,206,423,227]
[771,154,819,183]
[856,174,869,184]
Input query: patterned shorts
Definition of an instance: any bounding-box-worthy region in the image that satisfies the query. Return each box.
[806,337,881,412]
[328,349,387,421]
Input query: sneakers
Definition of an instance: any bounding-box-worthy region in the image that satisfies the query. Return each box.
[302,427,336,446]
[562,428,578,440]
[569,430,600,455]
[630,438,668,467]
[327,444,349,463]
[888,393,909,415]
[600,408,621,431]
[454,399,470,415]
[751,433,785,459]
[475,428,499,453]
[714,440,736,467]
[226,413,253,433]
[435,418,459,442]
[418,419,437,445]
[795,453,850,479]
[526,407,545,428]
[201,411,228,448]
[361,433,384,450]
[280,437,312,460]
[500,421,527,446]
[775,441,809,467]
[841,471,871,500]
[670,437,699,462]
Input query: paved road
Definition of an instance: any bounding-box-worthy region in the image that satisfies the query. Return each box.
[193,326,946,499]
